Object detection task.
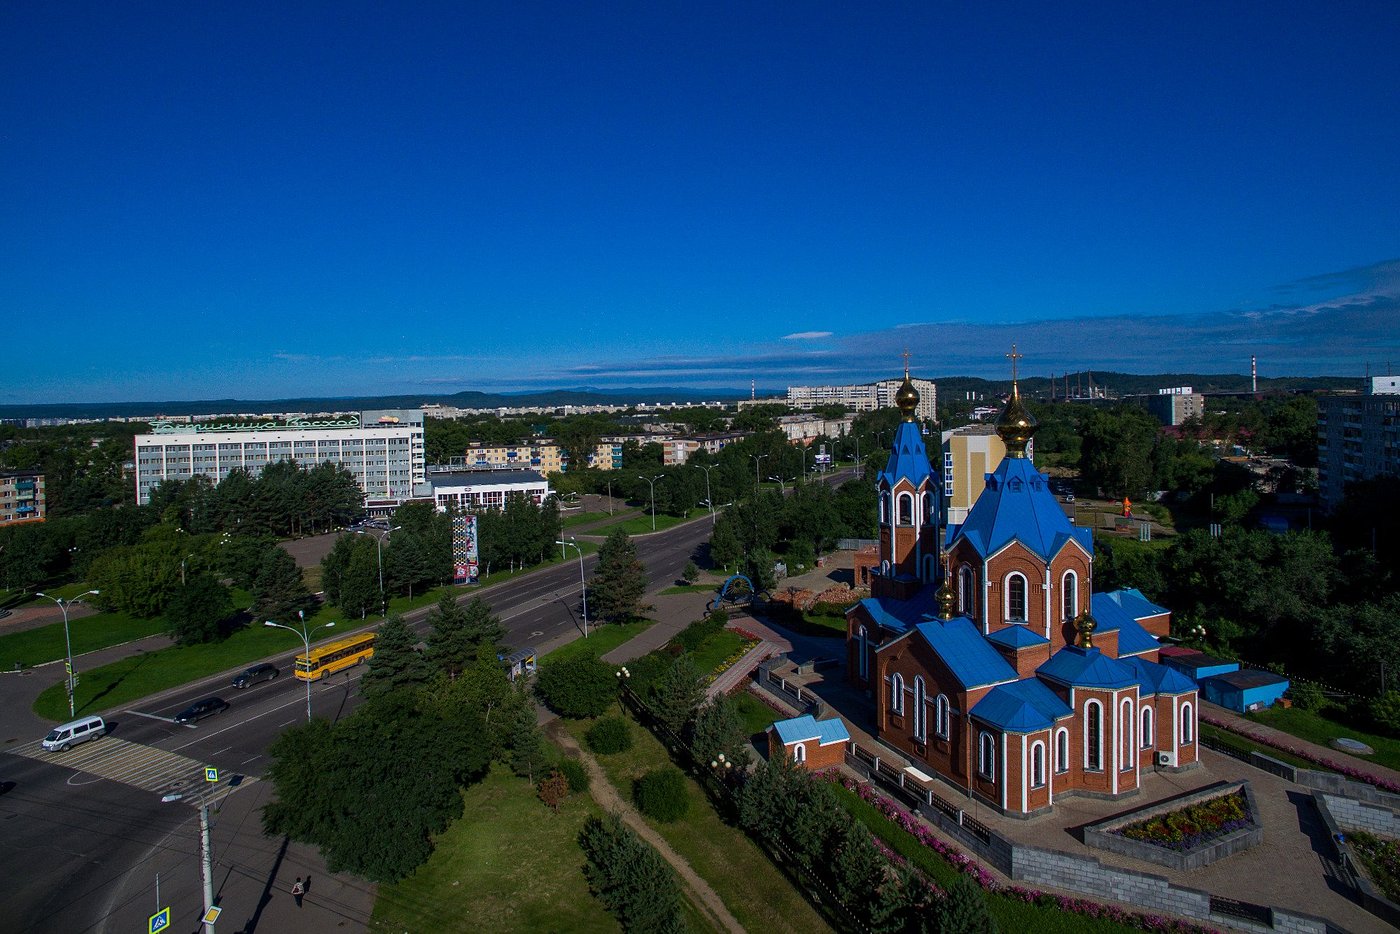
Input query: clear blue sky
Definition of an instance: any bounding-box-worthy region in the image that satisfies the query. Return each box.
[4,2,1399,403]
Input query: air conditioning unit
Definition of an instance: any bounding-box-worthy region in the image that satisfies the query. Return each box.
[1157,751,1176,768]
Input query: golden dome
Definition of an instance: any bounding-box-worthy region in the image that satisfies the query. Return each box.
[1074,612,1098,649]
[936,576,957,620]
[895,375,920,421]
[996,382,1037,458]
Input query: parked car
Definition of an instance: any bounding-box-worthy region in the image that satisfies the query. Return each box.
[175,697,230,724]
[231,663,278,689]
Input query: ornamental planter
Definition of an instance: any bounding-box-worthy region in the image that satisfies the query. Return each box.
[1083,781,1263,871]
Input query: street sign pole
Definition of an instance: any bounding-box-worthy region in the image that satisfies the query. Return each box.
[200,803,215,934]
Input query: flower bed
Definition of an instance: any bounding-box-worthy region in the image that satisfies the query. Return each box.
[1348,831,1400,904]
[1113,790,1251,852]
[704,638,760,685]
[1201,712,1400,795]
[825,773,1219,933]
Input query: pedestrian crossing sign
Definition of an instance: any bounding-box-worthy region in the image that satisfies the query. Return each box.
[205,767,218,782]
[149,907,170,933]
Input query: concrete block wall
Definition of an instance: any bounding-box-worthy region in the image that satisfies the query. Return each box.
[1320,792,1400,837]
[1010,845,1211,920]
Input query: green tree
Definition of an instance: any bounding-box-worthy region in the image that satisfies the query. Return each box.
[634,768,689,822]
[591,529,647,623]
[1079,406,1159,498]
[691,695,749,767]
[360,615,429,699]
[164,574,236,645]
[251,546,313,624]
[652,655,706,738]
[536,655,619,718]
[937,874,997,934]
[578,814,687,934]
[506,698,550,783]
[682,560,699,585]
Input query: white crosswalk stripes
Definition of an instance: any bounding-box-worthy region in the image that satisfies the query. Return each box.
[6,736,256,805]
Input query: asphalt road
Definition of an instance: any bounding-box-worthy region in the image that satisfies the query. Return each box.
[0,515,714,934]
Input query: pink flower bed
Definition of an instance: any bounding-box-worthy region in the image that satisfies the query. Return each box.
[824,773,1219,934]
[1200,712,1400,795]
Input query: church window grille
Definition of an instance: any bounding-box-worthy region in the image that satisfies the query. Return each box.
[1121,699,1135,770]
[880,492,890,524]
[1006,573,1028,622]
[935,694,950,739]
[978,732,996,779]
[1182,703,1194,744]
[898,492,914,526]
[1085,701,1103,771]
[1141,707,1154,748]
[959,566,975,616]
[1031,741,1046,788]
[1055,728,1069,773]
[913,677,928,741]
[890,672,905,714]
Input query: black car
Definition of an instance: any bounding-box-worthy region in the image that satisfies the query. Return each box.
[175,697,230,724]
[231,663,279,689]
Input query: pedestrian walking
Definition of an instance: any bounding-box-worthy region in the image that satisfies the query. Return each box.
[291,877,305,908]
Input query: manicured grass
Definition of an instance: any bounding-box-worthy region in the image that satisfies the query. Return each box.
[688,630,747,676]
[33,607,353,721]
[592,509,703,537]
[543,620,655,664]
[801,610,848,636]
[562,510,611,528]
[564,715,831,934]
[0,612,169,670]
[832,785,1142,933]
[732,691,782,735]
[372,766,618,934]
[658,584,704,596]
[1247,706,1400,773]
[1199,723,1318,771]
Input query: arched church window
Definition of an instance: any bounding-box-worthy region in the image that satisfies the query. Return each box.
[1085,701,1103,771]
[890,672,905,714]
[880,492,890,524]
[898,492,914,526]
[1006,572,1028,622]
[959,566,975,616]
[1030,741,1046,788]
[1141,707,1154,749]
[1062,571,1078,621]
[935,694,950,739]
[1121,698,1135,770]
[978,732,996,779]
[1055,728,1069,773]
[913,677,927,741]
[1182,702,1195,744]
[857,626,869,680]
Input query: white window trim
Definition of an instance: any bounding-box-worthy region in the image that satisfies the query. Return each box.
[1182,702,1195,744]
[1005,571,1028,623]
[1141,707,1154,749]
[978,731,995,780]
[1030,740,1047,789]
[1121,698,1136,772]
[891,672,905,715]
[1085,700,1103,771]
[913,676,928,742]
[1054,727,1070,773]
[935,694,950,739]
[1063,570,1078,622]
[793,742,806,764]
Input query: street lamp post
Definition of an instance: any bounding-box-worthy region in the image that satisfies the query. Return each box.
[555,538,588,638]
[36,589,99,718]
[354,525,401,617]
[638,474,663,531]
[698,464,718,523]
[750,454,768,494]
[180,552,196,586]
[264,613,336,722]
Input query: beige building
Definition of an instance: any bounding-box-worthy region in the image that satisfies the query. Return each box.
[463,439,624,475]
[777,414,853,443]
[0,470,45,525]
[940,425,1009,527]
[1139,388,1204,426]
[787,378,936,422]
[662,432,748,466]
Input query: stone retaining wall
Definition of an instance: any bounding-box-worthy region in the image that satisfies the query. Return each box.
[1312,791,1400,929]
[1082,781,1263,871]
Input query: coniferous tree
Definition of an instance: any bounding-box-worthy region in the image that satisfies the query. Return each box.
[579,813,687,934]
[251,546,313,623]
[338,541,381,619]
[506,699,550,783]
[653,655,706,739]
[425,593,472,678]
[690,694,748,766]
[360,615,429,699]
[591,529,647,622]
[462,596,506,650]
[937,874,997,934]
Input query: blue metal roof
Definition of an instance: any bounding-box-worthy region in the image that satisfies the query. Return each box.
[855,588,940,635]
[1089,592,1162,657]
[771,715,850,746]
[971,679,1073,733]
[878,421,933,490]
[985,625,1050,650]
[1123,656,1198,696]
[1100,588,1169,620]
[912,617,1018,689]
[949,457,1093,561]
[1038,645,1140,689]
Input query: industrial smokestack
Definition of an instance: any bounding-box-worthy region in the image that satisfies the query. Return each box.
[1251,355,1257,394]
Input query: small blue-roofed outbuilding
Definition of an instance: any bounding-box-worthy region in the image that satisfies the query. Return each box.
[767,715,851,770]
[1199,669,1291,713]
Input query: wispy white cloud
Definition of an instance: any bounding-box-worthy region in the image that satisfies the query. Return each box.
[782,331,833,340]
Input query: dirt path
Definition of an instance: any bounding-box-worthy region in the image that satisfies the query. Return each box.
[545,719,745,934]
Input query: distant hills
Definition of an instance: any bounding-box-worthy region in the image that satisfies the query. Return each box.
[0,372,1363,421]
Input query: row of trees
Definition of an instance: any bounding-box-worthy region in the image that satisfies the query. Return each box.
[709,481,876,588]
[263,595,551,882]
[143,460,364,538]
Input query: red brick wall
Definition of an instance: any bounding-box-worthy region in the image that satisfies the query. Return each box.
[770,734,846,771]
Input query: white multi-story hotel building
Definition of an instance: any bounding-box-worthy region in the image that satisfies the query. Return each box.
[787,378,937,422]
[134,409,426,508]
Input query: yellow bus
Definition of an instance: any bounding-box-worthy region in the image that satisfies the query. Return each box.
[295,632,376,681]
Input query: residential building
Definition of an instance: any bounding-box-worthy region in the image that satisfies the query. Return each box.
[1140,388,1204,426]
[787,377,937,422]
[940,424,1009,527]
[461,439,623,474]
[662,432,748,466]
[846,370,1197,818]
[133,409,425,508]
[1317,377,1400,508]
[777,413,853,444]
[425,469,551,512]
[0,470,45,525]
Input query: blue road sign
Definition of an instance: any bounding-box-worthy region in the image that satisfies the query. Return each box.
[149,907,170,933]
[204,767,218,782]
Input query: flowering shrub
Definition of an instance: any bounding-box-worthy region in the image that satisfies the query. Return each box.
[704,639,760,685]
[1200,712,1400,795]
[1348,831,1400,903]
[1112,791,1251,851]
[729,626,763,641]
[824,773,1220,934]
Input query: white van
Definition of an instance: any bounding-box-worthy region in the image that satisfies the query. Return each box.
[42,715,106,752]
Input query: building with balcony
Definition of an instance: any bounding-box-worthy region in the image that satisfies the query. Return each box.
[0,470,45,525]
[461,439,624,475]
[787,377,937,422]
[1318,377,1400,509]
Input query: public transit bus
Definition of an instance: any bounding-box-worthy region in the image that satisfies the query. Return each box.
[295,632,376,681]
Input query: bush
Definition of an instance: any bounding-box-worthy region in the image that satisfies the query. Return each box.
[535,655,618,718]
[558,757,591,793]
[1287,680,1336,713]
[1370,691,1400,735]
[634,767,689,822]
[586,716,633,755]
[674,612,728,653]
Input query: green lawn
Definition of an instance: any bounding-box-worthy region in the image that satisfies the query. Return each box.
[0,611,169,670]
[1200,723,1319,771]
[372,766,619,934]
[592,509,704,537]
[564,714,832,933]
[1246,706,1400,773]
[801,609,848,637]
[832,785,1142,933]
[33,607,355,721]
[562,510,612,529]
[732,690,782,736]
[689,630,748,676]
[658,584,705,596]
[543,620,654,664]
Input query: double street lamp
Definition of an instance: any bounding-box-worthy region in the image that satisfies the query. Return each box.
[555,537,588,638]
[638,474,663,531]
[354,525,401,617]
[264,611,336,722]
[750,453,768,494]
[36,589,99,718]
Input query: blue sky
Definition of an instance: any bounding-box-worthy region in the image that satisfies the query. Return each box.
[3,2,1399,403]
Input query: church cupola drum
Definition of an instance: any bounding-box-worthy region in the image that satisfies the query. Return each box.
[872,358,941,600]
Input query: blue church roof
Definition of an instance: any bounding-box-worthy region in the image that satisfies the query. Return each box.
[770,715,851,746]
[911,617,1018,689]
[985,625,1050,650]
[878,420,933,490]
[949,457,1092,562]
[1038,645,1140,689]
[1100,588,1169,619]
[1090,592,1162,657]
[1122,656,1198,696]
[971,679,1073,732]
[855,589,941,635]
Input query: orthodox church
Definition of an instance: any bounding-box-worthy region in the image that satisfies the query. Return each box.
[845,363,1198,817]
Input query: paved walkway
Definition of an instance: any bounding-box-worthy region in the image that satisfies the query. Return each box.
[544,718,744,933]
[1201,702,1400,788]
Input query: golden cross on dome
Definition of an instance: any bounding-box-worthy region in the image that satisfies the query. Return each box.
[902,347,911,378]
[1006,344,1022,383]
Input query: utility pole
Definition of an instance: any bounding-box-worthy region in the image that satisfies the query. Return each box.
[201,803,216,934]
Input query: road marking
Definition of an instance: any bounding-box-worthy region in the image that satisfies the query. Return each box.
[211,746,231,756]
[5,737,256,806]
[124,709,179,723]
[240,755,262,765]
[278,719,297,728]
